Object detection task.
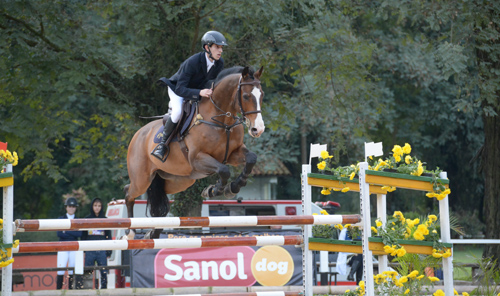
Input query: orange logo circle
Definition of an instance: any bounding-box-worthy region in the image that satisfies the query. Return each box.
[251,245,294,286]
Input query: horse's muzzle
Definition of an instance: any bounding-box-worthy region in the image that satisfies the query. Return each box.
[249,126,264,138]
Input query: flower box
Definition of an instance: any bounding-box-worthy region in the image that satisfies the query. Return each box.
[307,173,388,194]
[365,170,449,192]
[368,237,452,255]
[0,171,13,187]
[309,237,452,256]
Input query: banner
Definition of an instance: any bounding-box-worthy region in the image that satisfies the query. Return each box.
[131,230,304,288]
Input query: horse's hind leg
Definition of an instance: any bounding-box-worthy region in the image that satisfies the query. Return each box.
[224,146,257,199]
[193,153,231,198]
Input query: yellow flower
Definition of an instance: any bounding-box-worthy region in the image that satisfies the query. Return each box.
[428,215,437,222]
[454,289,459,295]
[428,276,440,282]
[334,224,344,230]
[442,249,452,258]
[376,220,382,227]
[443,188,451,195]
[396,247,407,257]
[404,288,410,294]
[437,193,447,200]
[403,143,412,154]
[426,192,437,198]
[12,240,19,248]
[317,161,326,170]
[392,145,403,157]
[405,155,412,164]
[320,209,329,215]
[417,275,425,280]
[358,280,365,290]
[434,290,445,296]
[383,245,395,254]
[341,187,350,193]
[344,224,351,228]
[393,211,405,221]
[408,270,419,278]
[332,188,341,191]
[371,226,378,234]
[462,293,469,296]
[349,172,355,180]
[395,155,402,163]
[320,150,332,159]
[0,258,14,268]
[321,189,331,195]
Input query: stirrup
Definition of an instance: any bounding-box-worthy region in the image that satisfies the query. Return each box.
[151,144,169,162]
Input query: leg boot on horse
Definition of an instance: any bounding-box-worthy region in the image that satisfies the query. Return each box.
[151,117,177,161]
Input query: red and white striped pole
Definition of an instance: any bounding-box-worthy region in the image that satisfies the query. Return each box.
[12,235,304,254]
[15,214,360,232]
[165,293,301,296]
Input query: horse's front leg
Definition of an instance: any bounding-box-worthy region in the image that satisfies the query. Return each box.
[223,145,257,199]
[193,152,231,198]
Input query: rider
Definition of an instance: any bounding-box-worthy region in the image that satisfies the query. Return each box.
[152,30,228,160]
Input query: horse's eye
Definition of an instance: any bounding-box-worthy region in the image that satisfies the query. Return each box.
[243,94,250,100]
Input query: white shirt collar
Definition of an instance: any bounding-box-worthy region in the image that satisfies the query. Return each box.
[205,53,215,72]
[66,213,75,219]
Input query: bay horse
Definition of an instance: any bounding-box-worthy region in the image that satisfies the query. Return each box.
[124,66,265,239]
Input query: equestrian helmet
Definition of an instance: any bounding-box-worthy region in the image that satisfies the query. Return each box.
[65,197,78,207]
[201,31,228,51]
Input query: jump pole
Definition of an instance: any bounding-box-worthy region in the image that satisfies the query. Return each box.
[15,214,361,232]
[13,235,304,253]
[153,293,301,296]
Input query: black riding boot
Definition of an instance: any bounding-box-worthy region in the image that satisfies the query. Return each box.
[68,274,74,289]
[56,275,64,289]
[347,259,360,281]
[151,118,177,160]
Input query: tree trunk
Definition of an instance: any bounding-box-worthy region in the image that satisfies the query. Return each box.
[481,103,500,265]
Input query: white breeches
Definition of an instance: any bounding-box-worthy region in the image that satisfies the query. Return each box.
[168,87,184,123]
[57,251,77,275]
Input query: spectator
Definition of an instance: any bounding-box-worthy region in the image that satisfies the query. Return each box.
[56,197,82,289]
[81,198,111,289]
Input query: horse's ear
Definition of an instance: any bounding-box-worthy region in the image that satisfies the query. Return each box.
[254,66,264,80]
[241,66,250,79]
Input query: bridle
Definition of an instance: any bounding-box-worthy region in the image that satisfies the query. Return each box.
[196,75,262,164]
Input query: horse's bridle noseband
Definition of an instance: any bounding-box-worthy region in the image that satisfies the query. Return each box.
[236,77,262,117]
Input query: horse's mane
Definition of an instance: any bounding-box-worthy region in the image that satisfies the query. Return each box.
[214,66,255,87]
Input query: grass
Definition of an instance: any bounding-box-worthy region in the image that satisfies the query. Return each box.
[452,244,484,280]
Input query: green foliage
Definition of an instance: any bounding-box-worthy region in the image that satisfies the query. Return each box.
[171,175,217,217]
[312,224,337,239]
[471,257,500,296]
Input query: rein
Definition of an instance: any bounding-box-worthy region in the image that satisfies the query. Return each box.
[196,76,262,164]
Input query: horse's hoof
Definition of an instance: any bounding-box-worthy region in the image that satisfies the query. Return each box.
[122,229,135,240]
[223,185,237,199]
[201,185,215,198]
[144,229,161,239]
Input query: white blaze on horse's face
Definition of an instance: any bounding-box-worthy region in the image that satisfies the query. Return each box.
[249,86,265,138]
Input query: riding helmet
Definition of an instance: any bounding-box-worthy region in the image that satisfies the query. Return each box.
[201,31,228,51]
[65,197,78,207]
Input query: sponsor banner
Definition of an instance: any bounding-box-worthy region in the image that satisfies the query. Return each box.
[131,230,303,288]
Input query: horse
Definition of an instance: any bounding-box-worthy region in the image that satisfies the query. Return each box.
[124,66,265,239]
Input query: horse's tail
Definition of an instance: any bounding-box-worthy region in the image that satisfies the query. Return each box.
[146,173,169,218]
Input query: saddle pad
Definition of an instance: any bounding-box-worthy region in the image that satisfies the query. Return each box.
[153,104,196,144]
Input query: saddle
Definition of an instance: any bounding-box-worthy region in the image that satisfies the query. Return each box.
[152,101,196,161]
